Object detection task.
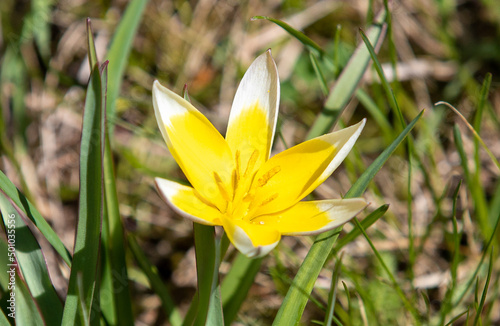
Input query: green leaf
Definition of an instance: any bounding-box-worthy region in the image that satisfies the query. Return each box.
[334,204,389,251]
[128,235,182,326]
[358,28,404,128]
[15,275,45,326]
[0,170,72,266]
[324,255,342,326]
[221,254,263,325]
[88,15,134,324]
[0,194,63,325]
[251,16,324,56]
[472,250,494,325]
[273,110,424,325]
[105,0,148,133]
[192,224,224,326]
[62,63,106,326]
[87,18,99,68]
[307,9,387,139]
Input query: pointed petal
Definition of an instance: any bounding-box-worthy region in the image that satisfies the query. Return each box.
[221,216,280,258]
[254,198,368,235]
[155,178,222,226]
[225,50,280,178]
[153,81,234,209]
[250,120,366,216]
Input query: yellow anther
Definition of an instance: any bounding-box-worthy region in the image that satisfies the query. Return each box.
[259,193,278,206]
[235,150,241,181]
[231,169,238,199]
[213,172,231,202]
[244,150,259,177]
[257,166,281,187]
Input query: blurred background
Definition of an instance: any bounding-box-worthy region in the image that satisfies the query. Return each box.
[1,0,499,324]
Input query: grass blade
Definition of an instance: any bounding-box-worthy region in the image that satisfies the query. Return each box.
[334,204,389,251]
[221,254,263,325]
[88,15,135,324]
[324,255,343,326]
[128,235,182,326]
[472,250,494,325]
[0,194,63,325]
[437,101,500,172]
[62,63,106,325]
[15,275,45,326]
[273,110,424,325]
[192,224,223,326]
[251,16,324,56]
[0,170,72,266]
[105,0,148,132]
[307,9,387,139]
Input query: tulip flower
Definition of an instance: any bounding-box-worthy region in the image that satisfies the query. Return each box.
[153,50,367,258]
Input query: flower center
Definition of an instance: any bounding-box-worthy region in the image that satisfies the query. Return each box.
[214,149,281,221]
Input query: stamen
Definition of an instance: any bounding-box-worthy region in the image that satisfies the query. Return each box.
[244,150,259,177]
[259,193,278,206]
[213,172,231,202]
[231,169,238,199]
[243,192,254,202]
[235,150,241,181]
[257,166,281,187]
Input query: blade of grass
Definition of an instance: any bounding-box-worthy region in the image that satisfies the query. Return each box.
[437,101,500,172]
[273,110,424,325]
[87,18,135,324]
[62,63,106,325]
[451,208,499,306]
[472,250,494,326]
[359,26,419,284]
[358,28,404,127]
[307,9,387,139]
[445,309,469,326]
[0,171,72,266]
[309,52,329,96]
[438,181,462,325]
[334,204,389,252]
[128,235,182,326]
[0,194,63,325]
[192,224,223,326]
[452,124,491,238]
[251,16,324,56]
[355,89,393,142]
[0,309,9,325]
[105,0,148,133]
[221,254,263,325]
[15,275,44,325]
[351,217,420,322]
[324,254,343,326]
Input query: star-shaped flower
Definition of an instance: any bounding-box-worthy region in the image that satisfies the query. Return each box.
[153,50,367,258]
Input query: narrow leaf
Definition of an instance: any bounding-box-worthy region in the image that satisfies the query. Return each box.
[62,63,105,325]
[307,9,387,139]
[128,235,182,326]
[105,0,148,132]
[251,16,324,55]
[221,254,263,325]
[192,224,223,326]
[0,194,63,325]
[0,170,72,266]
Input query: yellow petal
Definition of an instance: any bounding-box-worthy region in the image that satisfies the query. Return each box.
[249,120,366,216]
[254,198,368,235]
[153,81,234,210]
[221,216,280,258]
[225,50,279,178]
[155,178,222,225]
